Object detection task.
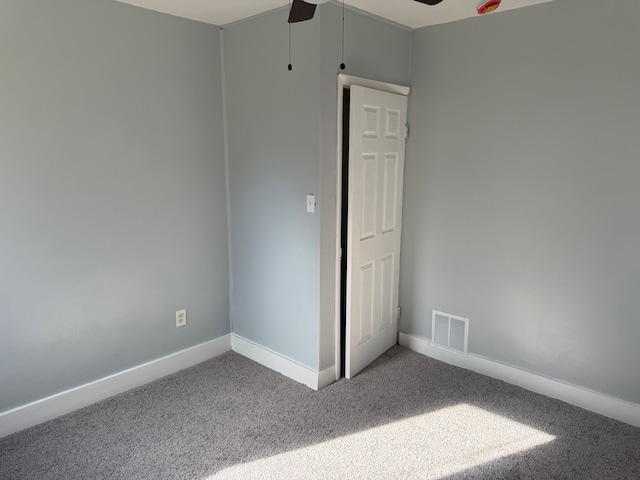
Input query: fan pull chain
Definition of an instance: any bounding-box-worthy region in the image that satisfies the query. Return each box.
[340,0,346,70]
[288,0,293,70]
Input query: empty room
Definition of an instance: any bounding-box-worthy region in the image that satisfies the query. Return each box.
[1,0,639,478]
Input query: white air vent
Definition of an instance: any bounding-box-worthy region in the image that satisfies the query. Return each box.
[431,310,469,354]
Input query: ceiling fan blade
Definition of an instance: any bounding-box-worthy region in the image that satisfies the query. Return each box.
[288,0,317,23]
[414,0,445,5]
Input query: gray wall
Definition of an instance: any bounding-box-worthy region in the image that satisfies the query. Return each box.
[223,9,321,369]
[0,0,229,412]
[223,5,411,371]
[401,0,640,403]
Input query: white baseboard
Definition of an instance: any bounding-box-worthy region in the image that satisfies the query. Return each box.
[399,332,640,428]
[318,365,338,390]
[0,335,232,439]
[231,334,335,391]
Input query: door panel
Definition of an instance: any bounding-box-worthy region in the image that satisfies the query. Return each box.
[345,85,408,378]
[382,154,399,234]
[380,254,394,331]
[359,262,374,344]
[361,154,378,240]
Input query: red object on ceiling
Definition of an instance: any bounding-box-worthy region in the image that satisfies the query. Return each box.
[477,0,501,15]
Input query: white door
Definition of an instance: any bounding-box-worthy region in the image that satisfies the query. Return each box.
[345,85,408,378]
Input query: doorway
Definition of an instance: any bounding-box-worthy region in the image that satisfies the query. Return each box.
[334,75,410,380]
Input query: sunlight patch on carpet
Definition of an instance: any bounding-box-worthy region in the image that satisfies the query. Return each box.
[210,403,555,479]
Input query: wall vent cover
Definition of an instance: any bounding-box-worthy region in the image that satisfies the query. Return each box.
[431,310,469,354]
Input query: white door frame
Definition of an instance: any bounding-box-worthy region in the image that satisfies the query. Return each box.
[334,74,410,380]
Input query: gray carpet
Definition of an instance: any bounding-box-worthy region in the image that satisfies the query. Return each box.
[1,346,639,479]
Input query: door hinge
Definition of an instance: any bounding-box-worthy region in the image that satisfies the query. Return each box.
[404,123,409,140]
[397,306,402,320]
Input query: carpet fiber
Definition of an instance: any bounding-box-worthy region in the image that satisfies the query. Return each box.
[1,346,639,479]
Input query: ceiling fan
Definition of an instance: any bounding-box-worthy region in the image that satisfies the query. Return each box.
[288,0,445,24]
[286,0,446,70]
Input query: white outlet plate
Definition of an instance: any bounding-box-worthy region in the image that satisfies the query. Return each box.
[176,309,187,328]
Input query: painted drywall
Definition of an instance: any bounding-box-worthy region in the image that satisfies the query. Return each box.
[223,5,411,372]
[0,0,229,412]
[223,8,321,369]
[401,0,640,404]
[317,5,412,370]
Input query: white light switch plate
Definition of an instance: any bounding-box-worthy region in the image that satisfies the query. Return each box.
[306,194,316,213]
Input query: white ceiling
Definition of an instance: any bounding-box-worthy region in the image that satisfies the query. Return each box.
[113,0,553,29]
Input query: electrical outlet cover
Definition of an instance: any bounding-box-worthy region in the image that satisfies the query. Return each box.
[176,309,187,328]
